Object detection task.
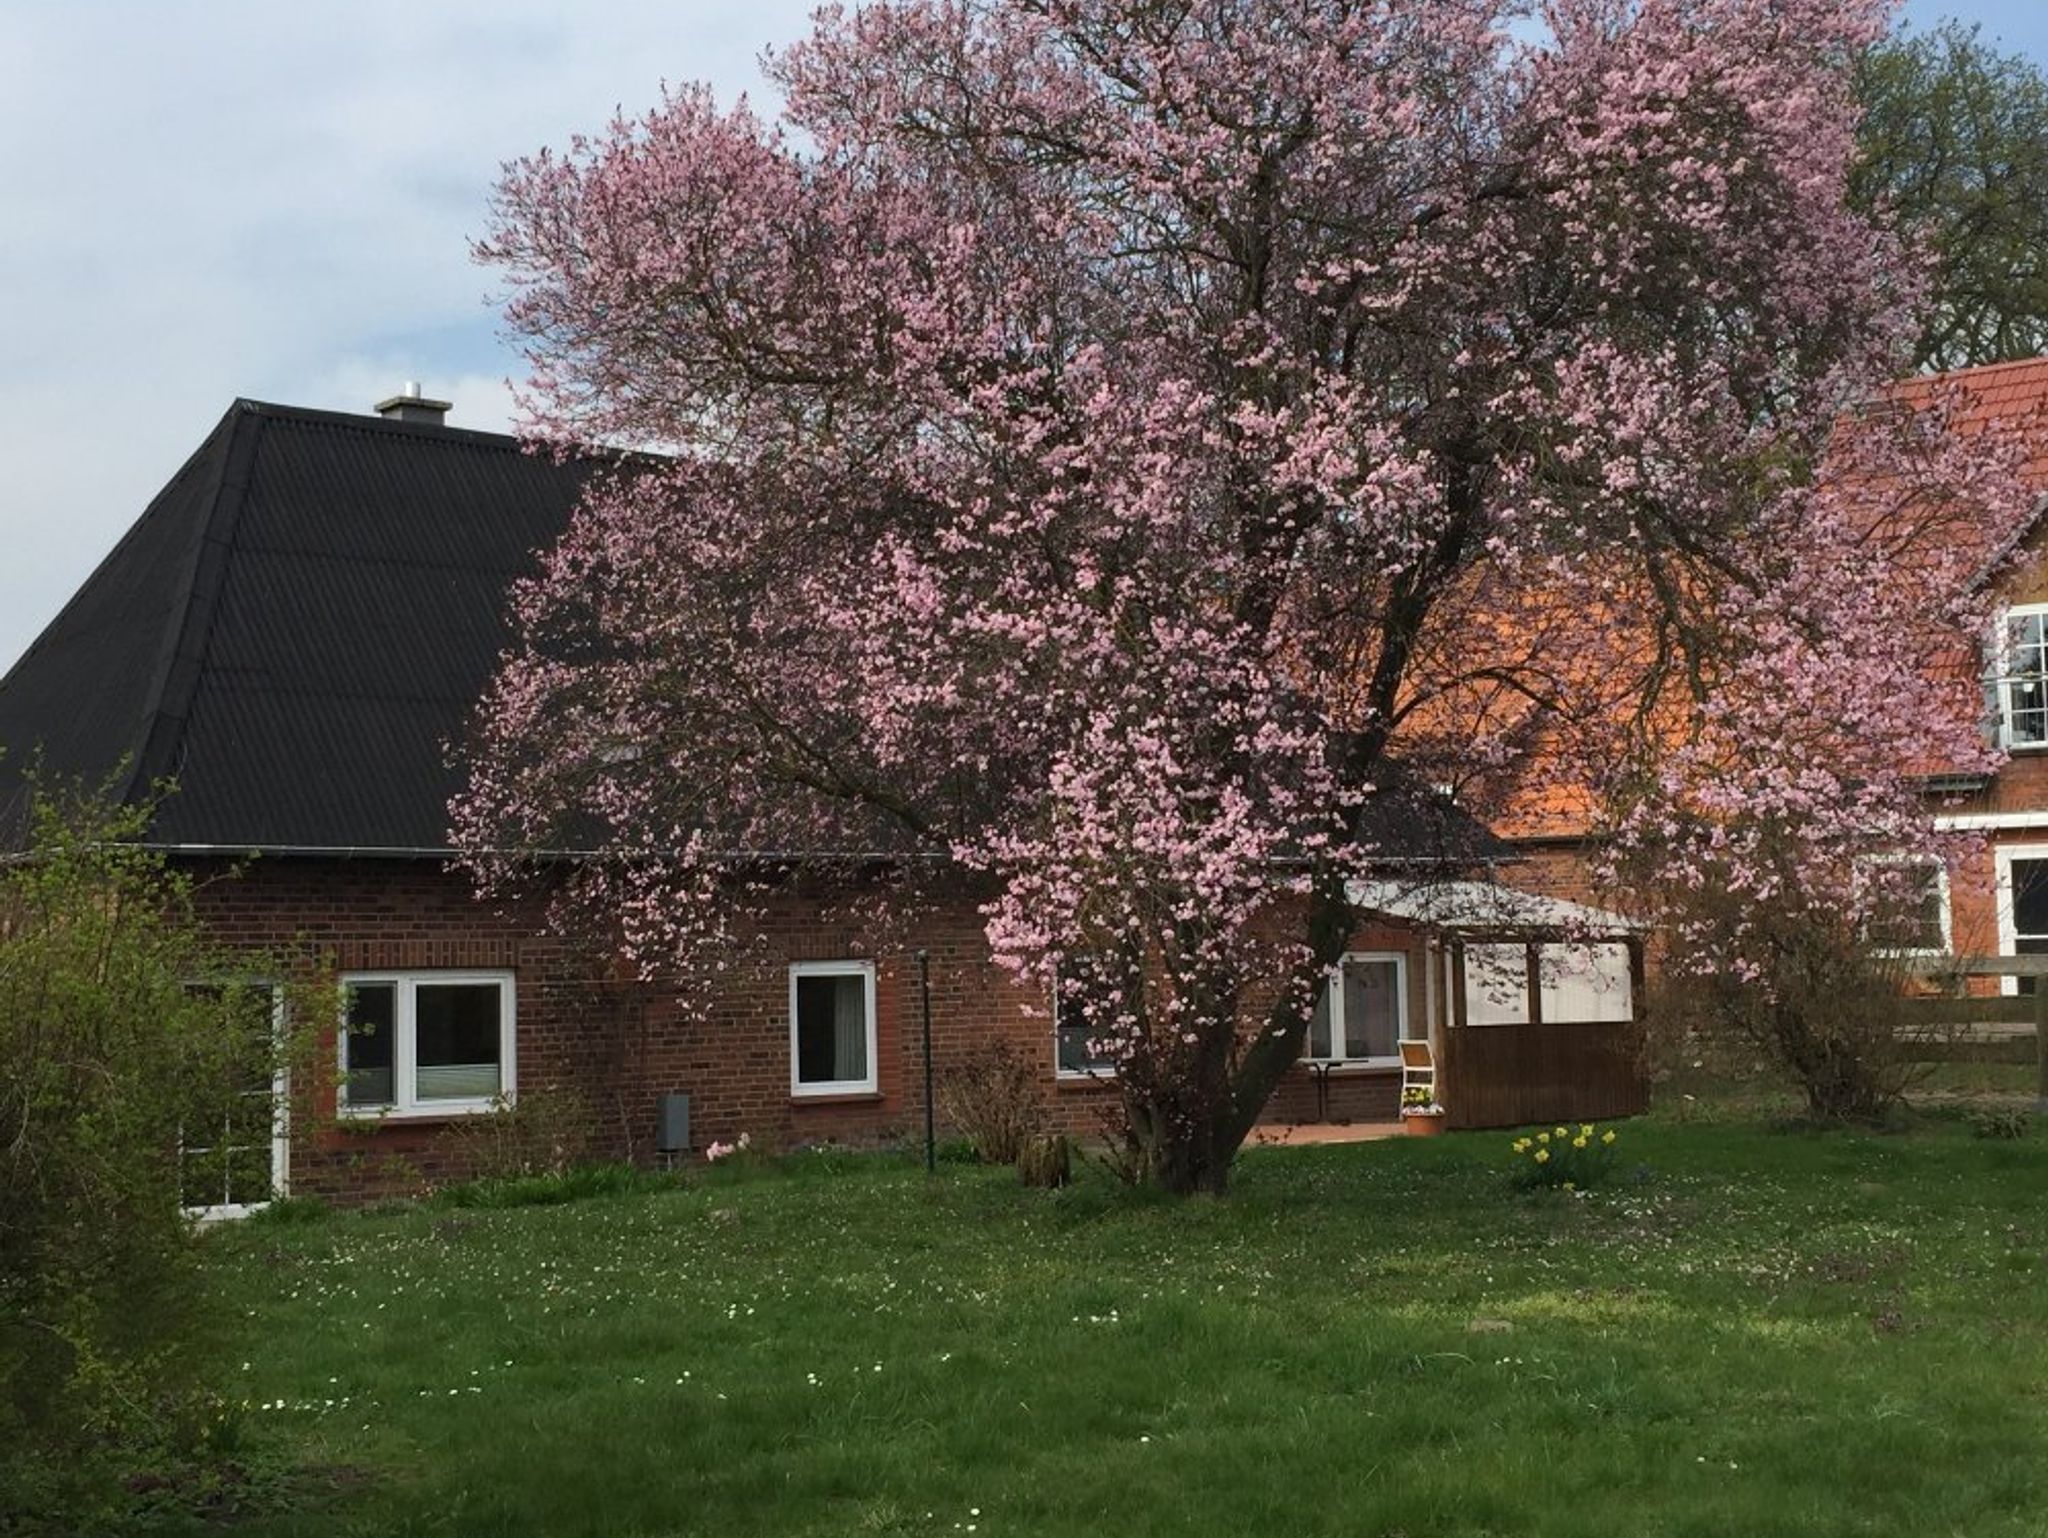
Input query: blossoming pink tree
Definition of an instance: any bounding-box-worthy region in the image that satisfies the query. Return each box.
[459,0,2033,1190]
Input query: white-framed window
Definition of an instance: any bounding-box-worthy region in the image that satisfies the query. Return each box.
[1462,943,1531,1025]
[1991,604,2048,749]
[1859,854,1953,956]
[180,980,289,1219]
[1306,952,1407,1065]
[1052,964,1119,1080]
[1996,843,2048,995]
[339,971,516,1117]
[1536,942,1636,1023]
[789,960,878,1097]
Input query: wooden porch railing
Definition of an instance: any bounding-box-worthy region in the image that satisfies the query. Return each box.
[1437,1020,1647,1131]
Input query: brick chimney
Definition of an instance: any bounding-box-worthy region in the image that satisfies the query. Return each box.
[373,381,451,425]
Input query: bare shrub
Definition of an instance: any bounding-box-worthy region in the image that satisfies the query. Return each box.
[1659,911,1938,1124]
[441,1082,594,1182]
[936,1042,1043,1164]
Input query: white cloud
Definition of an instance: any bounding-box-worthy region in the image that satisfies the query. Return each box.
[0,0,818,670]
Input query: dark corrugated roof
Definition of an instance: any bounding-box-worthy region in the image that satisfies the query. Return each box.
[0,397,1507,866]
[1352,763,1511,865]
[0,408,237,827]
[0,400,592,850]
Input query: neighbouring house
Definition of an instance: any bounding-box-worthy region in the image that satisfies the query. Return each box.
[1919,358,2048,981]
[0,392,1647,1207]
[1488,355,2048,994]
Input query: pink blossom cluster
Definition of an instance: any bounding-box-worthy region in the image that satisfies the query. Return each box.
[705,1133,752,1163]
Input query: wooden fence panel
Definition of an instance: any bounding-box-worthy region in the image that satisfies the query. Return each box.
[1441,1021,1647,1131]
[1902,955,2048,1109]
[1897,997,2038,1027]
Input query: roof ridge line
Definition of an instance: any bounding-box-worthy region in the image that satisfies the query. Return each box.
[121,404,265,803]
[1922,356,2048,385]
[238,397,534,453]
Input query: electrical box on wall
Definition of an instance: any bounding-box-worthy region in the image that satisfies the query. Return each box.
[657,1093,691,1158]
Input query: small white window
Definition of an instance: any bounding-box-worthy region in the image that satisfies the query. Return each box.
[789,960,878,1097]
[1463,943,1530,1025]
[1052,963,1118,1080]
[1993,605,2048,749]
[1860,855,1953,956]
[1305,952,1407,1064]
[340,971,516,1118]
[1537,943,1635,1023]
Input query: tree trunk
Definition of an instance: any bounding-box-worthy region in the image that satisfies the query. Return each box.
[1118,867,1356,1195]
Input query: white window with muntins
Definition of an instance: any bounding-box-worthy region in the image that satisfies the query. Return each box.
[1860,855,1953,957]
[1993,604,2048,749]
[1305,952,1407,1065]
[181,981,289,1219]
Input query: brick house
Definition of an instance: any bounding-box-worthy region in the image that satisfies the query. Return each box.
[1912,360,2048,979]
[0,392,1645,1206]
[1482,357,2048,992]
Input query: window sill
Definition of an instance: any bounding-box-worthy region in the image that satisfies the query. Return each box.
[185,1202,272,1224]
[790,1090,884,1107]
[335,1103,505,1127]
[1054,1072,1118,1089]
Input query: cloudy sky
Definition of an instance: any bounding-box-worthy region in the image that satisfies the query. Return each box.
[0,0,2042,672]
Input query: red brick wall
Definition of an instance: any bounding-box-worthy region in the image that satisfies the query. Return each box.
[192,857,1429,1202]
[1494,845,1611,909]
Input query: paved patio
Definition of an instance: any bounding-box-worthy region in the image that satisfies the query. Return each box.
[1248,1120,1407,1147]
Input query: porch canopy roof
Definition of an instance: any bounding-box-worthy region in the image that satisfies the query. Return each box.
[1348,878,1643,936]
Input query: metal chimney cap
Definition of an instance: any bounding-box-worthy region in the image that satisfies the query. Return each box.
[373,383,453,423]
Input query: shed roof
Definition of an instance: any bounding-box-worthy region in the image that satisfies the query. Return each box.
[1349,878,1641,934]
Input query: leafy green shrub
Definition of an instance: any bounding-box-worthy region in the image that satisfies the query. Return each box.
[937,1042,1043,1164]
[0,787,313,1526]
[1508,1122,1623,1191]
[1970,1107,2032,1141]
[246,1194,330,1226]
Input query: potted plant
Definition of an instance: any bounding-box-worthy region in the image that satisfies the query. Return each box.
[1401,1086,1446,1136]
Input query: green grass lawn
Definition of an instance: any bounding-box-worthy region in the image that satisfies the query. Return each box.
[187,1109,2048,1538]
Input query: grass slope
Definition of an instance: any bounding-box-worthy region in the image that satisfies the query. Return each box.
[191,1117,2048,1538]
